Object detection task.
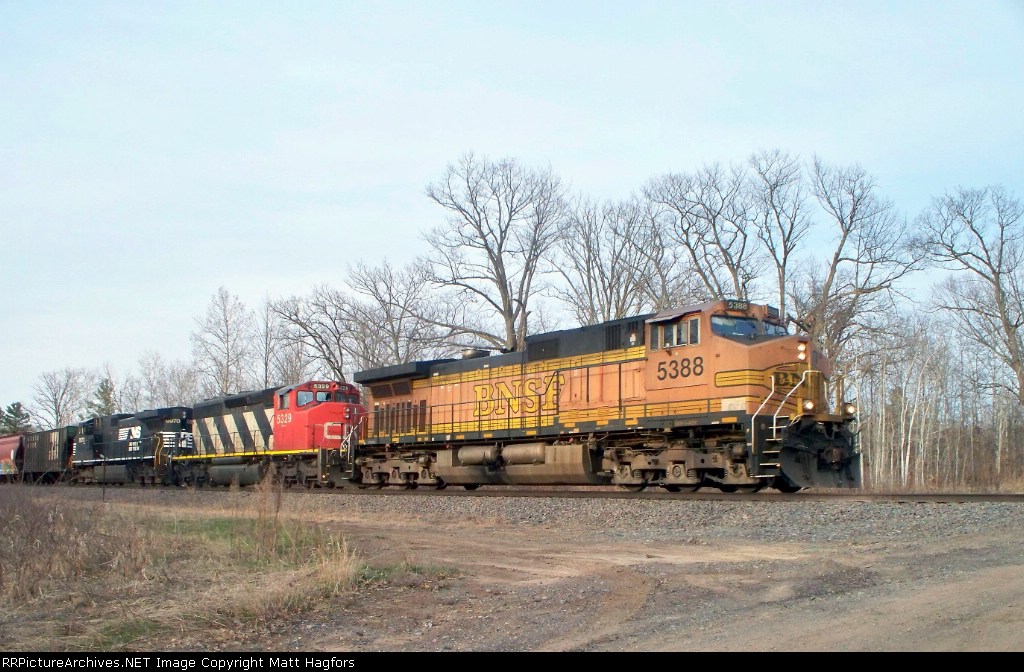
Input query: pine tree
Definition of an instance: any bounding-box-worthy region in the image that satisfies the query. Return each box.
[86,378,118,418]
[0,402,33,434]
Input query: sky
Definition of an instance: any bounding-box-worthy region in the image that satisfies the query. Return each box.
[1,0,1023,410]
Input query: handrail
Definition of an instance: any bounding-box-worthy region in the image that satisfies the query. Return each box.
[772,370,813,439]
[340,415,365,464]
[751,374,778,430]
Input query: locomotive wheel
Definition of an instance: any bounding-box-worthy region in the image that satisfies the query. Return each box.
[435,479,448,490]
[773,479,803,493]
[462,484,480,490]
[406,480,419,490]
[618,481,648,493]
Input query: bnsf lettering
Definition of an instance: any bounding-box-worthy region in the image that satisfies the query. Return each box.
[774,371,801,388]
[473,373,566,417]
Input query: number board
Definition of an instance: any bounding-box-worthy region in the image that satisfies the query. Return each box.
[725,299,749,311]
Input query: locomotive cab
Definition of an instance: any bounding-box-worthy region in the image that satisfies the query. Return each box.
[644,299,859,491]
[272,381,365,454]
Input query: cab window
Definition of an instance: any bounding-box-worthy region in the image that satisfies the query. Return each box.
[763,321,789,336]
[278,393,290,410]
[297,391,315,406]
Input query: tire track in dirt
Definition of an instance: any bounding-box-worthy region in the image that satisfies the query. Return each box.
[533,564,655,652]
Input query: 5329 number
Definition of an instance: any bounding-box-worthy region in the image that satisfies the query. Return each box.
[657,356,704,380]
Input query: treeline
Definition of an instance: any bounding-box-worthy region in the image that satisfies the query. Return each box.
[5,150,1022,491]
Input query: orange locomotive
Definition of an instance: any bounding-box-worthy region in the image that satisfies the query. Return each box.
[351,299,861,492]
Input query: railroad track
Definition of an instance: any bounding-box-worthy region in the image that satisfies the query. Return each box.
[11,481,1024,504]
[328,487,1024,504]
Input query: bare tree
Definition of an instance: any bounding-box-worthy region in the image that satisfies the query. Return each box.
[630,202,710,311]
[423,152,567,352]
[31,367,94,429]
[644,162,765,301]
[918,186,1024,402]
[273,340,321,386]
[253,296,283,389]
[749,149,810,316]
[191,286,256,396]
[95,362,142,413]
[346,259,455,369]
[138,351,203,408]
[255,296,320,385]
[790,157,917,371]
[554,196,653,324]
[271,286,351,382]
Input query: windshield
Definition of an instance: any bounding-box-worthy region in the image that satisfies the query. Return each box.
[711,315,760,338]
[763,321,789,336]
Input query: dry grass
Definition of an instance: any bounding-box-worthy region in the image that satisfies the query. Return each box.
[0,473,361,651]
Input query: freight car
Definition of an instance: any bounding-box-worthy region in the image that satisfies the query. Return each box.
[21,426,77,483]
[351,299,861,493]
[0,433,22,482]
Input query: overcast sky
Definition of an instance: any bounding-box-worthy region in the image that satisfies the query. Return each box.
[1,0,1022,409]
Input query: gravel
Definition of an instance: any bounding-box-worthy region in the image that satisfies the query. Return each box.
[310,491,1024,543]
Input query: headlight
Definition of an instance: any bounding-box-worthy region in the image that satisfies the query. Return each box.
[802,400,815,412]
[843,403,857,416]
[797,342,807,352]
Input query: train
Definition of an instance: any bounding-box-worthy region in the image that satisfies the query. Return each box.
[0,380,366,489]
[0,299,862,493]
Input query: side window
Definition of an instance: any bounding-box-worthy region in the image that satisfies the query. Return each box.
[297,391,314,406]
[665,322,680,346]
[651,317,700,348]
[279,393,290,410]
[316,392,329,402]
[665,317,700,346]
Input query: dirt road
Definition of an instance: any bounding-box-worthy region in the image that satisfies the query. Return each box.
[230,490,1024,652]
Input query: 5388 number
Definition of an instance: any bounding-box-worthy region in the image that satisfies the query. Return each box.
[657,356,704,380]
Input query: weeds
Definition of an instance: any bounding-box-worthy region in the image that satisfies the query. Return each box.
[0,476,362,650]
[0,486,149,603]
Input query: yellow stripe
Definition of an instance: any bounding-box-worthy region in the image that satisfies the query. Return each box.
[172,448,318,462]
[413,346,647,388]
